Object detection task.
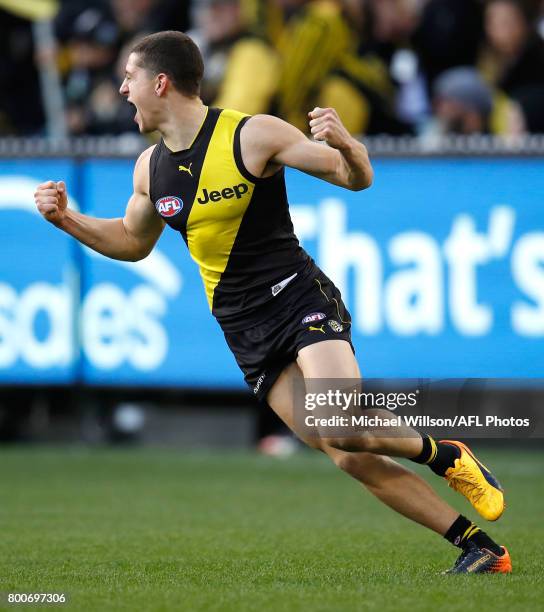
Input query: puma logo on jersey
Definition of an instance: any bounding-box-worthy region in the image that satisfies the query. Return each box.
[178,163,193,177]
[197,183,249,204]
[309,325,326,334]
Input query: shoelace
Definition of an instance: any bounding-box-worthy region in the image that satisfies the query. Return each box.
[446,466,486,503]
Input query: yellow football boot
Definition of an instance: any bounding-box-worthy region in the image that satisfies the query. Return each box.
[441,440,505,521]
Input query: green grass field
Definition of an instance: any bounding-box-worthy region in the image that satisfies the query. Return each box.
[1,446,542,612]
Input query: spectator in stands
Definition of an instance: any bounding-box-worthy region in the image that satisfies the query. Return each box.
[318,0,413,135]
[427,66,544,138]
[476,0,544,134]
[55,1,107,41]
[110,0,154,41]
[512,84,544,132]
[190,0,278,115]
[111,0,192,44]
[0,8,45,134]
[414,0,484,89]
[479,0,544,94]
[57,6,127,135]
[431,66,494,135]
[245,0,292,46]
[368,0,423,66]
[271,0,409,135]
[273,0,354,131]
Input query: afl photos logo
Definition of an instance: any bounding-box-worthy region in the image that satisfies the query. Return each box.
[156,196,183,218]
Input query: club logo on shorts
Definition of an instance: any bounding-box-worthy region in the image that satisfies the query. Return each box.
[156,196,183,218]
[301,312,326,325]
[328,319,344,333]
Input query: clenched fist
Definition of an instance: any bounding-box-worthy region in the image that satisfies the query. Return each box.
[34,180,68,225]
[308,107,353,151]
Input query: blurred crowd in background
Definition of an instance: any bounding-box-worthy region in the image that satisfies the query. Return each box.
[2,0,544,139]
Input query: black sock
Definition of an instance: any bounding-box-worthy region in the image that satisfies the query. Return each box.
[444,515,503,556]
[410,435,460,476]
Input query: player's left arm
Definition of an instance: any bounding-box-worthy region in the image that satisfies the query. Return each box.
[240,108,373,191]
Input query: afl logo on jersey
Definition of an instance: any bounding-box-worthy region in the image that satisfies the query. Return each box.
[156,196,183,218]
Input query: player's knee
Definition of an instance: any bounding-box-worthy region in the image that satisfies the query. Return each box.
[322,432,380,453]
[331,450,367,475]
[328,449,390,485]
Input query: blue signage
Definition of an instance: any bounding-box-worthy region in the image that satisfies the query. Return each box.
[0,161,77,384]
[288,159,544,378]
[1,157,543,387]
[79,160,239,387]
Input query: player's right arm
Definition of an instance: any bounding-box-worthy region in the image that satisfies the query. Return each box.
[34,146,164,262]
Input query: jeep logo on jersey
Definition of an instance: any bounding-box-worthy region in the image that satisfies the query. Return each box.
[301,312,326,325]
[197,183,249,204]
[156,196,183,218]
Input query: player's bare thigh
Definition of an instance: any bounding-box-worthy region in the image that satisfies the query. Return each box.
[296,339,361,378]
[265,357,387,478]
[266,361,321,449]
[269,340,397,454]
[266,339,360,447]
[296,339,423,457]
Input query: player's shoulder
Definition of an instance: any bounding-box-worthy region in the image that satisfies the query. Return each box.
[133,144,157,177]
[238,113,289,143]
[219,107,249,123]
[239,115,303,160]
[135,144,157,167]
[219,108,282,132]
[132,144,157,192]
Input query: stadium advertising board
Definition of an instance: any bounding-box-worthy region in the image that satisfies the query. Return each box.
[79,161,239,387]
[0,158,542,386]
[0,161,77,384]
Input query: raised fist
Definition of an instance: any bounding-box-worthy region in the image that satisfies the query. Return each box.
[308,107,352,151]
[34,180,68,225]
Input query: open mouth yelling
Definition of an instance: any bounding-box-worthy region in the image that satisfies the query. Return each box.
[127,100,138,124]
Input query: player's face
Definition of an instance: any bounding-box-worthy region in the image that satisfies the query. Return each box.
[119,53,158,133]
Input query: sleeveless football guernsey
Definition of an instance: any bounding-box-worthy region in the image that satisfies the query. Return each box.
[149,107,316,331]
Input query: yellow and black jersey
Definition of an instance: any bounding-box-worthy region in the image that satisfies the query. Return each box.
[149,107,315,331]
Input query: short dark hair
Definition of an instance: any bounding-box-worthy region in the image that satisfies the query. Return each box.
[131,31,204,97]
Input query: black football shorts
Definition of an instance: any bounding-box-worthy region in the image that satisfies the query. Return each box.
[223,269,354,402]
